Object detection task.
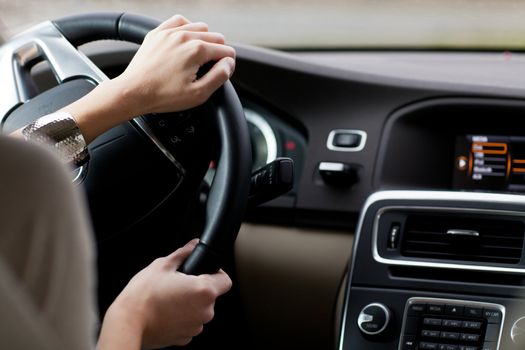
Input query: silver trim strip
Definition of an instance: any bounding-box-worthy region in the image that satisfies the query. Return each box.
[244,108,278,165]
[446,229,480,237]
[326,129,367,152]
[399,297,505,350]
[319,161,346,172]
[372,199,525,273]
[0,21,184,177]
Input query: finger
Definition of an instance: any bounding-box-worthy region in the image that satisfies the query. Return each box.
[202,269,233,296]
[168,22,209,34]
[192,57,235,98]
[172,31,225,45]
[157,14,191,30]
[165,239,199,268]
[194,42,236,65]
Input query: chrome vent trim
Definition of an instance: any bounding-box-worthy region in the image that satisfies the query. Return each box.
[367,191,525,274]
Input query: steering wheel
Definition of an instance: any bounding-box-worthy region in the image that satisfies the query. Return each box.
[0,12,252,275]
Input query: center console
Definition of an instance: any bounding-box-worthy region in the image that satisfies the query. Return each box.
[338,191,525,350]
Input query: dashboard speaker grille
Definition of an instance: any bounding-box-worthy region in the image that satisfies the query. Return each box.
[400,214,525,264]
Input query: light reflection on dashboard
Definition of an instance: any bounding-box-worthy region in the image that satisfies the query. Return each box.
[244,107,278,172]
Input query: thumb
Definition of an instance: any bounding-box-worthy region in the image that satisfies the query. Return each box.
[165,239,199,269]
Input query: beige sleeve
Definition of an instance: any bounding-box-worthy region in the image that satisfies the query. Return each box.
[0,136,97,350]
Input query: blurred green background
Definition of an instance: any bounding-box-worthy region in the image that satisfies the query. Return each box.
[1,0,524,49]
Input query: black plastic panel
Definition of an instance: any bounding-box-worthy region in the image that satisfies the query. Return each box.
[340,287,524,350]
[375,98,525,191]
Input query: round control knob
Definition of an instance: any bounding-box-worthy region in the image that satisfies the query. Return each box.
[357,303,391,336]
[511,316,525,346]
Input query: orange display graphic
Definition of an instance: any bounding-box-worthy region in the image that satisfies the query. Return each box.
[471,142,508,155]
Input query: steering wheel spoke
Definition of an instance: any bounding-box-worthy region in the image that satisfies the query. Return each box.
[0,22,108,120]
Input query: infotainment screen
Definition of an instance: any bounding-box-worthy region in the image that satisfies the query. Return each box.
[453,135,525,192]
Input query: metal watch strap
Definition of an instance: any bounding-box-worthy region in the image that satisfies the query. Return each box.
[21,111,89,166]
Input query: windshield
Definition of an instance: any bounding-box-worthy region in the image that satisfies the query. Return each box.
[1,0,524,50]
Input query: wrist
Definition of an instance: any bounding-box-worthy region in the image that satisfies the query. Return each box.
[109,73,148,117]
[98,298,145,350]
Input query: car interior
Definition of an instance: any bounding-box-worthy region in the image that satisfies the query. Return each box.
[2,4,525,350]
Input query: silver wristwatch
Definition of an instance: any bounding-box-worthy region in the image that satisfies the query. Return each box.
[21,111,89,166]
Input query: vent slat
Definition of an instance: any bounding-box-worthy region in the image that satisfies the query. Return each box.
[400,214,525,265]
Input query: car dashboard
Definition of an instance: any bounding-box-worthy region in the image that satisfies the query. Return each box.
[31,40,525,350]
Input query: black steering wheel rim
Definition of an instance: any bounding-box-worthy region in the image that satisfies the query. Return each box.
[49,12,252,275]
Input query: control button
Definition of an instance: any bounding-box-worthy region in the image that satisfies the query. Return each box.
[388,224,401,249]
[460,333,480,342]
[318,162,358,187]
[446,305,465,316]
[401,335,417,349]
[428,304,445,314]
[443,319,463,328]
[511,316,525,346]
[464,307,483,318]
[459,346,478,350]
[483,309,502,324]
[485,324,500,342]
[441,331,460,340]
[422,330,441,338]
[424,318,443,326]
[327,129,366,152]
[439,345,459,350]
[420,342,439,349]
[170,135,182,144]
[481,342,497,350]
[408,303,426,316]
[333,132,361,148]
[357,303,391,336]
[404,317,420,335]
[463,321,482,330]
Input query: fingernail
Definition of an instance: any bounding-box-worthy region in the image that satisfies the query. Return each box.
[224,57,235,78]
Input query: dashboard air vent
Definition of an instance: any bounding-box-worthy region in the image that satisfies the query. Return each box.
[400,214,525,264]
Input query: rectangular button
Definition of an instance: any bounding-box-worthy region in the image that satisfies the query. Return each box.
[428,304,445,314]
[462,321,482,330]
[443,319,462,328]
[441,331,460,340]
[333,132,361,148]
[401,335,417,350]
[482,309,502,324]
[424,318,443,326]
[439,345,459,350]
[422,330,440,338]
[408,303,426,316]
[464,307,483,318]
[420,343,439,350]
[446,305,465,316]
[485,324,500,342]
[461,333,480,342]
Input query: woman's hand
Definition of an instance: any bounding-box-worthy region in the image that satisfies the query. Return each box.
[117,14,236,115]
[64,15,236,144]
[97,239,232,350]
